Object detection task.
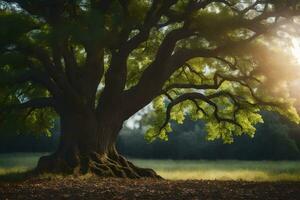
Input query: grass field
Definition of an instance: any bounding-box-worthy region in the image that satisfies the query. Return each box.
[0,153,300,181]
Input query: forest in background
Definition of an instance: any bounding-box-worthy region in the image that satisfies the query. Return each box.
[0,112,299,160]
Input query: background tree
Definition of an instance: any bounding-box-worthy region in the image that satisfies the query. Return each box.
[0,0,300,178]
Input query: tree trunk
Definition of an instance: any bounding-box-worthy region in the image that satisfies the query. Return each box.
[36,109,161,178]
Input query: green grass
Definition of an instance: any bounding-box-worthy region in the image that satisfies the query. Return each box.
[133,159,300,181]
[0,153,300,181]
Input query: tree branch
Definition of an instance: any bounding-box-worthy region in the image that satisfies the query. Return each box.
[15,42,81,102]
[162,72,225,93]
[159,91,243,135]
[123,0,177,54]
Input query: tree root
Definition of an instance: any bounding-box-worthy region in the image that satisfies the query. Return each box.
[36,152,162,179]
[89,152,161,179]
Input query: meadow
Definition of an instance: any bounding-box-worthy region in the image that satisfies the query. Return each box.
[0,153,300,181]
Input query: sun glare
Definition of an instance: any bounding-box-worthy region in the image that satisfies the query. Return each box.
[291,37,300,64]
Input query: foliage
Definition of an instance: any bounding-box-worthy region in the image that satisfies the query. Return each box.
[0,0,300,145]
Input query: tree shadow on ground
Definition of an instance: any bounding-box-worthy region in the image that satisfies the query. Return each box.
[0,170,37,183]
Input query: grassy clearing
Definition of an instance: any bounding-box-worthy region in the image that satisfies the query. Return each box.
[0,153,300,181]
[133,159,300,181]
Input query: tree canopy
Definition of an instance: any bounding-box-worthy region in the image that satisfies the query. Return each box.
[1,0,300,143]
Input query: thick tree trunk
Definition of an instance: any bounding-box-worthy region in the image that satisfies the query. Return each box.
[36,110,161,178]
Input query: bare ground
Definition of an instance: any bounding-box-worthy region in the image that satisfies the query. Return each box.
[0,177,300,200]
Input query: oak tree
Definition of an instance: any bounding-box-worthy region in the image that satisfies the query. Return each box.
[1,0,300,177]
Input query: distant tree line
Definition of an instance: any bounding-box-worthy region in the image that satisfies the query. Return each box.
[0,112,299,160]
[117,112,300,160]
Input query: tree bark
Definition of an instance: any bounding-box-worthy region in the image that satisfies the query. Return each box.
[36,108,161,178]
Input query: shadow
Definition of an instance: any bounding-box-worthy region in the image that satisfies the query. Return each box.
[0,170,35,183]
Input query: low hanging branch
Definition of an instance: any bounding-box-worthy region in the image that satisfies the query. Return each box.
[159,91,244,135]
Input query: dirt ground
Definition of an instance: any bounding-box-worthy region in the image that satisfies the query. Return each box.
[0,177,299,200]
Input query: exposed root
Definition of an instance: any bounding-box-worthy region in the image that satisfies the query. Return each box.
[36,152,162,179]
[89,152,161,179]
